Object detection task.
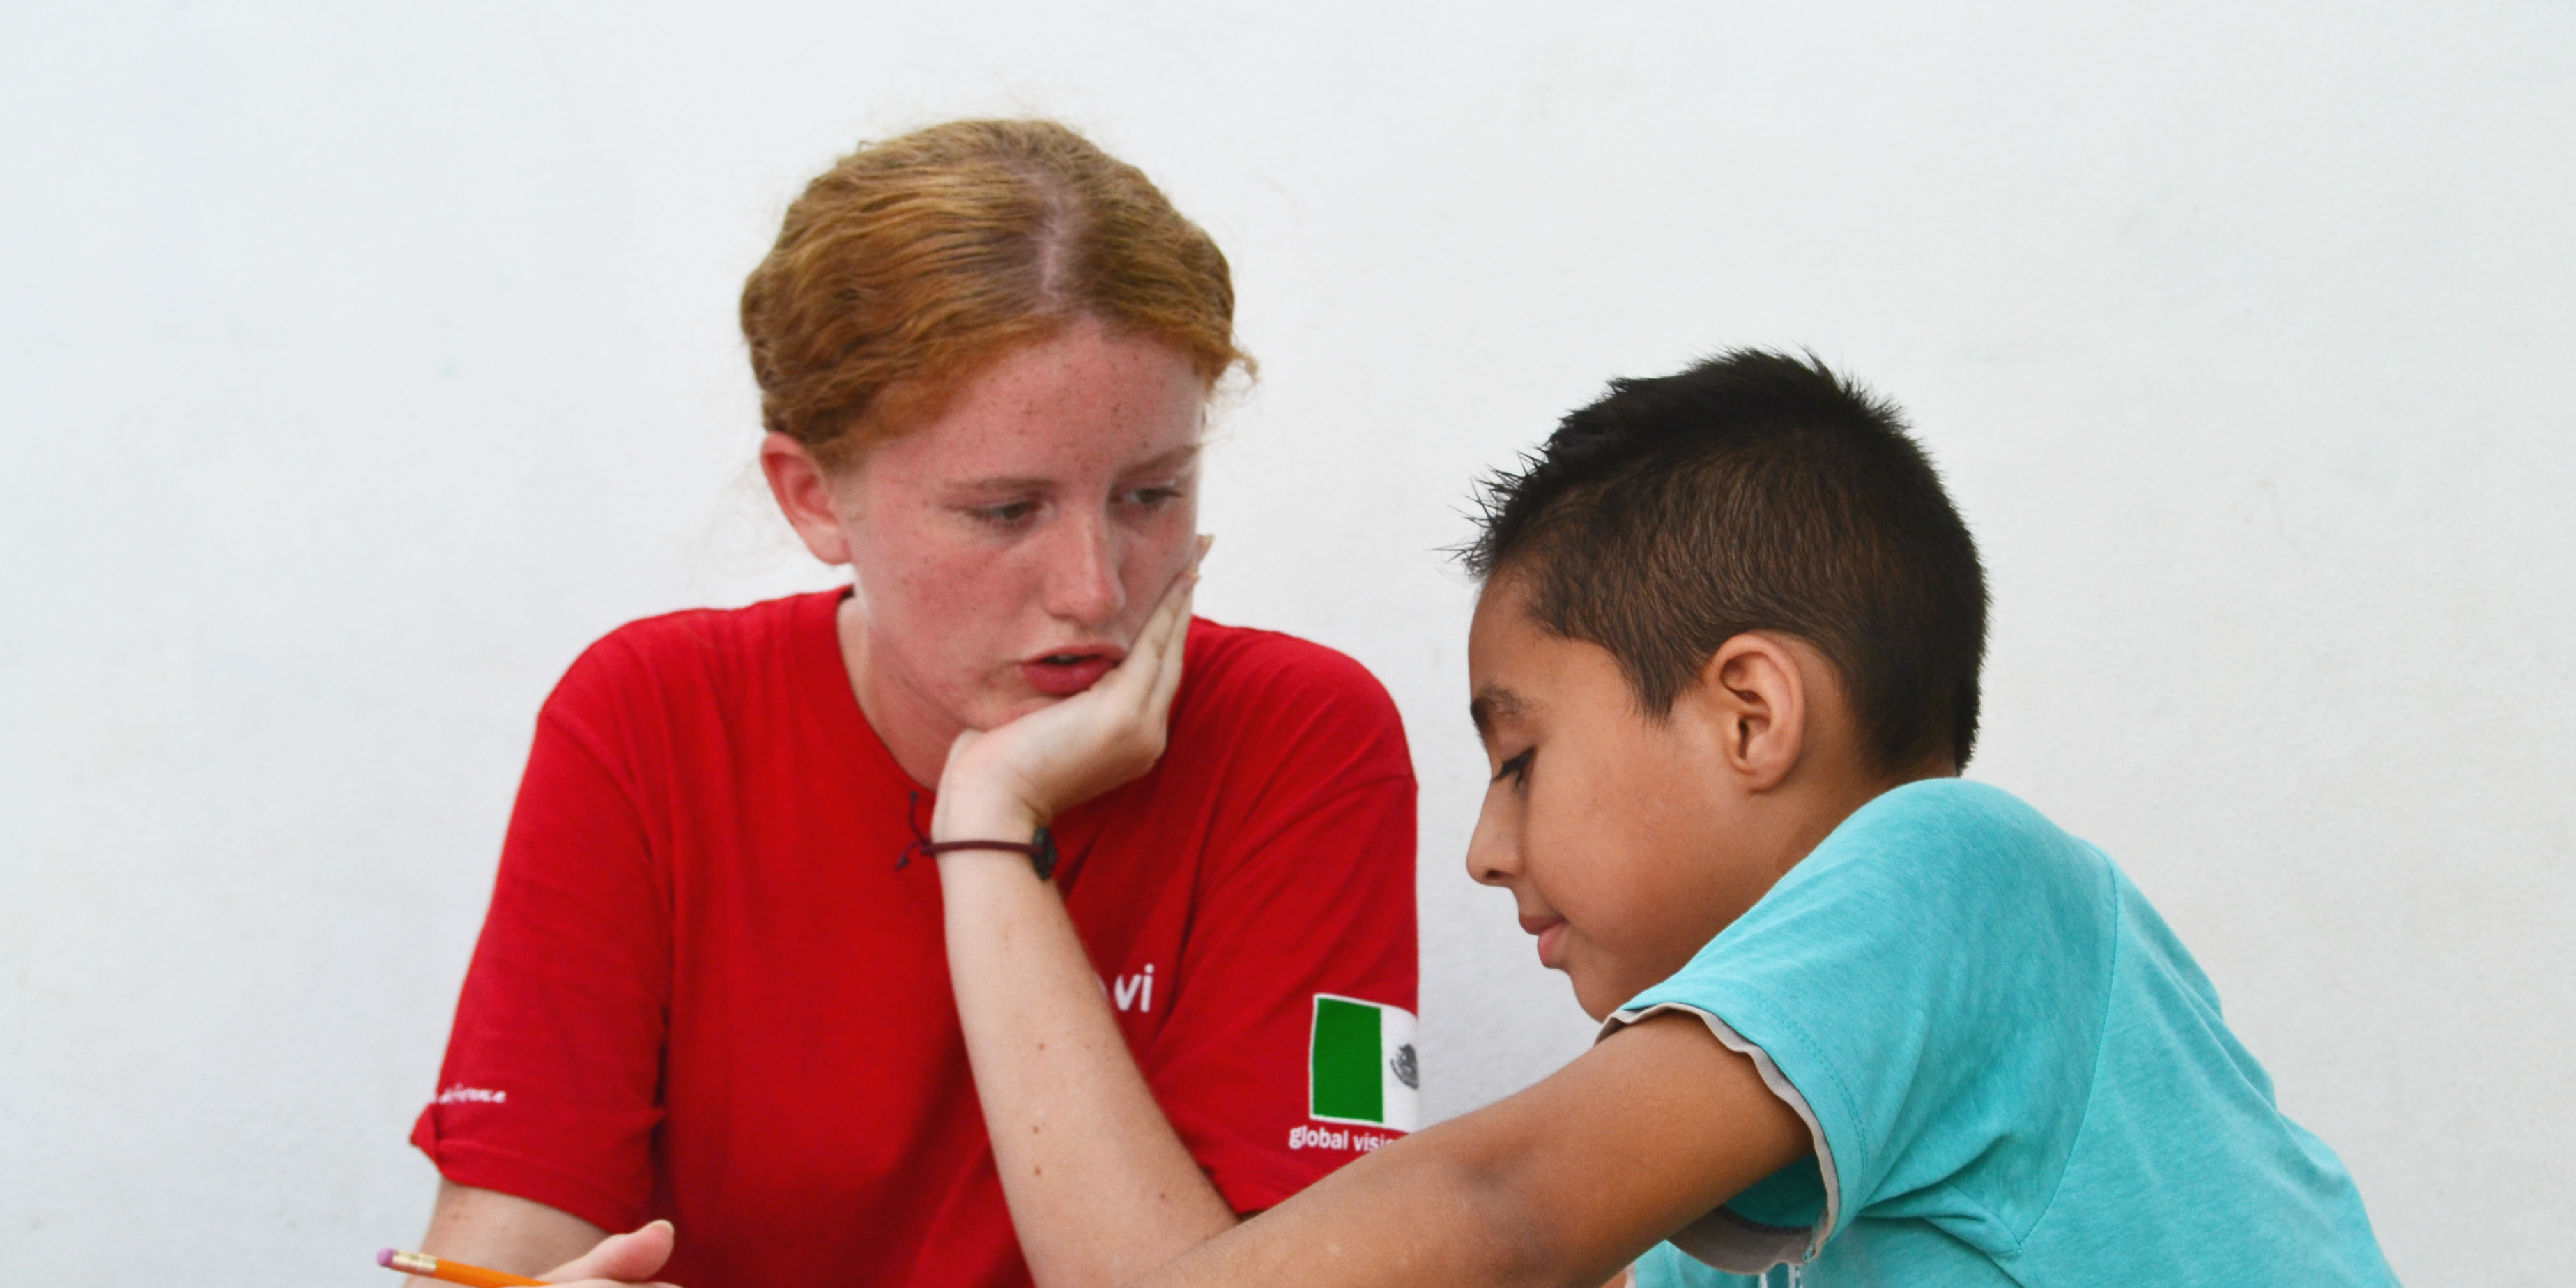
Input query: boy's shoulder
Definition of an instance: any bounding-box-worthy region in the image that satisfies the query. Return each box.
[1831,776,2080,857]
[1772,778,2116,926]
[1618,779,2119,1022]
[1618,780,2398,1287]
[1620,776,2126,1074]
[1609,778,2130,1280]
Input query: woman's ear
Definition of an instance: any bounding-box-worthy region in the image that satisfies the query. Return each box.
[1695,633,1809,792]
[760,432,856,566]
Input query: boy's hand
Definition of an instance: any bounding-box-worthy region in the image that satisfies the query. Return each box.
[537,1219,679,1287]
[932,537,1204,837]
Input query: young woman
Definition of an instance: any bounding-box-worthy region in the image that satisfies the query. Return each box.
[412,120,1418,1288]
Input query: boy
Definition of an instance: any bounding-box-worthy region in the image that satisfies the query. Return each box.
[1132,350,2398,1285]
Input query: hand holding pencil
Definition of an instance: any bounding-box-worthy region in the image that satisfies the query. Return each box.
[381,1219,680,1288]
[380,1248,545,1287]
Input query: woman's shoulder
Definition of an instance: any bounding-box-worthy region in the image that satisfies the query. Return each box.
[549,588,842,710]
[1181,618,1392,703]
[1176,618,1411,772]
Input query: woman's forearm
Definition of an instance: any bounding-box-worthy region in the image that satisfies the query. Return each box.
[422,1179,609,1278]
[935,799,1239,1288]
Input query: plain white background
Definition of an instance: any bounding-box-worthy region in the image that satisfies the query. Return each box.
[3,3,2570,1283]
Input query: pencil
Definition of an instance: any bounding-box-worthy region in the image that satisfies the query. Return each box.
[378,1247,549,1287]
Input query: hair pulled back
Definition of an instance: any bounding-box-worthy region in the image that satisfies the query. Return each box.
[1464,349,1988,776]
[741,118,1245,468]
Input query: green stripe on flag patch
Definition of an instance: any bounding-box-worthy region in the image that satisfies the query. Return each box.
[1310,996,1383,1123]
[1308,995,1419,1130]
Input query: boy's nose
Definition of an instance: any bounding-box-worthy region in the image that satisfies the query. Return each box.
[1464,789,1520,887]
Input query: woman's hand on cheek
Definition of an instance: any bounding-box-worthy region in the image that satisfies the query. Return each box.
[536,1219,679,1287]
[933,535,1208,836]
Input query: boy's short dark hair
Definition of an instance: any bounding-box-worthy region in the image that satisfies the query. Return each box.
[1464,349,1988,774]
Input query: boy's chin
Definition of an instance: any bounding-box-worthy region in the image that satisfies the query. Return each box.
[1565,970,1624,1025]
[1567,953,1687,1024]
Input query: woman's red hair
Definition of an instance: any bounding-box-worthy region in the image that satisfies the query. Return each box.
[741,118,1247,468]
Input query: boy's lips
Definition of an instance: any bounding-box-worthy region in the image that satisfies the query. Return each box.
[1020,647,1126,696]
[1519,914,1567,969]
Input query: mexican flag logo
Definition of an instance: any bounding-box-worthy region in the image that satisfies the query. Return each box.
[1308,994,1419,1131]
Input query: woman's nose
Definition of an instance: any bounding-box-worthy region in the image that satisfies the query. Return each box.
[1041,509,1126,626]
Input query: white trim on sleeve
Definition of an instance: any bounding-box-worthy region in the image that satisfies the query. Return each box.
[1601,1001,1840,1273]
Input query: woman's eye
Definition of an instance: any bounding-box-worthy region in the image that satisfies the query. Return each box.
[1492,749,1534,788]
[972,500,1039,526]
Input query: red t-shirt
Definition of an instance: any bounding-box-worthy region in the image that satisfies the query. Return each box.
[412,590,1418,1288]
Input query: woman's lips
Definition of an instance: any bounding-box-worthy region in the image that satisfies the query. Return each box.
[1520,914,1567,969]
[1020,652,1121,696]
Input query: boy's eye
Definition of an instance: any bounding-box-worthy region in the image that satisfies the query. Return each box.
[1119,483,1186,509]
[1492,749,1534,788]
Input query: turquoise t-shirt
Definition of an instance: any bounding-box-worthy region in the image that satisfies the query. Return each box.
[1614,780,2395,1287]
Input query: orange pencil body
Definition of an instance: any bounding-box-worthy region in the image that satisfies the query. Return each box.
[380,1248,548,1287]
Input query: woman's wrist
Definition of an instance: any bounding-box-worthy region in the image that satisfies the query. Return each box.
[928,790,1044,849]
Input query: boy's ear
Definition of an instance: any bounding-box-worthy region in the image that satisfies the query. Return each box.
[1693,633,1808,792]
[760,431,856,566]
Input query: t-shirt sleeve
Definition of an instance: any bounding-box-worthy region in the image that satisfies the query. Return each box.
[1607,780,2117,1265]
[409,638,674,1232]
[1634,1239,1763,1288]
[1137,643,1418,1214]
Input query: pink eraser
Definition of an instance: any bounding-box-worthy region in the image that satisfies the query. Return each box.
[377,1248,397,1268]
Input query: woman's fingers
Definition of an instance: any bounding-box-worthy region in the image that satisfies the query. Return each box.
[1142,537,1210,679]
[540,1219,677,1285]
[1126,538,1204,684]
[1080,535,1203,721]
[1140,562,1199,726]
[1117,535,1206,742]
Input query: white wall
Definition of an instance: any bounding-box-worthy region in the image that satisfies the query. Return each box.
[3,3,2570,1282]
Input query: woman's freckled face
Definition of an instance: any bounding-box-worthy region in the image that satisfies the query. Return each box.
[826,318,1207,742]
[1463,578,1779,1021]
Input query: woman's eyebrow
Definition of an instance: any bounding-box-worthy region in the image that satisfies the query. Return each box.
[946,475,1057,495]
[948,448,1202,496]
[1120,445,1202,476]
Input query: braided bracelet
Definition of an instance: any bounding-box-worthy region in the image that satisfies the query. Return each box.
[896,790,1058,879]
[911,830,1058,880]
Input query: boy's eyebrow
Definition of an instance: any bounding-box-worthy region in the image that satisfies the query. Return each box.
[1469,685,1527,738]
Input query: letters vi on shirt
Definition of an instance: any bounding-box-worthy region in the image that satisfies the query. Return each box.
[1105,963,1156,1013]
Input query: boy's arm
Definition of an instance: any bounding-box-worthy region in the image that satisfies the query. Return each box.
[1128,1011,1811,1288]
